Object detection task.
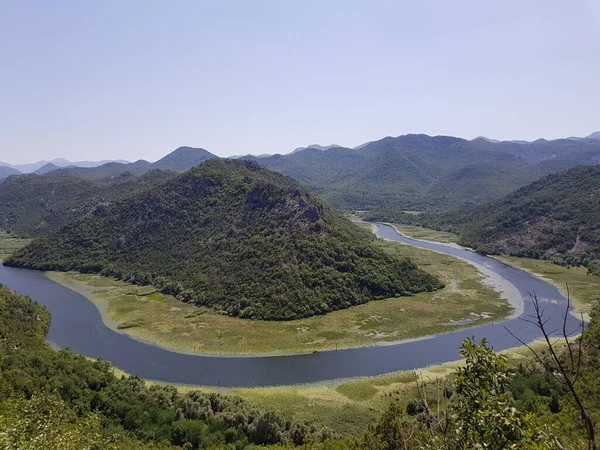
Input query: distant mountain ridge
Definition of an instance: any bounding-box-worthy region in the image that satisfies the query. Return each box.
[0,166,21,179]
[0,158,130,174]
[291,144,342,154]
[4,131,600,210]
[242,133,600,210]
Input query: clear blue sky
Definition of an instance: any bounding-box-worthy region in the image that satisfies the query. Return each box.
[1,1,599,164]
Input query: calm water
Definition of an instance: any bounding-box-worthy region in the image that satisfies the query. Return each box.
[0,223,578,387]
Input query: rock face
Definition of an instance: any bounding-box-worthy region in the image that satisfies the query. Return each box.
[7,159,441,320]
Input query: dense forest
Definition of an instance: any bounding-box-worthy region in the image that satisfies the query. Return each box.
[3,283,599,449]
[367,165,600,276]
[6,159,441,320]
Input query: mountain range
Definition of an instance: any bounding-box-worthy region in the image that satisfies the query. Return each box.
[3,133,600,211]
[0,158,130,175]
[242,133,600,210]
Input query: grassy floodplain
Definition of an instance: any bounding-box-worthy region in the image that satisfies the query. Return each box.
[495,256,600,319]
[47,236,512,356]
[0,231,31,260]
[387,222,461,244]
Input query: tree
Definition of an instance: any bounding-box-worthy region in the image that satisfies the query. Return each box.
[505,288,596,450]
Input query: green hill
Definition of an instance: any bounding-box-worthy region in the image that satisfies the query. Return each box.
[6,159,440,320]
[243,134,600,211]
[153,146,216,171]
[0,169,177,236]
[458,165,600,273]
[371,165,600,275]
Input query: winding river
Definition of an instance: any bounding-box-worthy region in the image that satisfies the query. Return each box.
[0,223,579,387]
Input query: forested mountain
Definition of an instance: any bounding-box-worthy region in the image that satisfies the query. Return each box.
[8,134,599,211]
[0,169,177,236]
[458,165,600,273]
[22,146,217,180]
[33,162,61,174]
[242,134,600,210]
[153,146,216,171]
[0,166,20,179]
[6,159,440,320]
[368,165,600,275]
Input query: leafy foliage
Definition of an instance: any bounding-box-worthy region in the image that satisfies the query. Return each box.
[6,159,441,320]
[0,284,333,448]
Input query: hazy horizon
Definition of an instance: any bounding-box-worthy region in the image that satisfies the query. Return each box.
[2,1,599,164]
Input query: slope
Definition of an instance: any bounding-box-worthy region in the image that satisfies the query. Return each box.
[245,134,600,211]
[0,169,176,236]
[458,165,600,273]
[6,159,441,320]
[0,166,20,180]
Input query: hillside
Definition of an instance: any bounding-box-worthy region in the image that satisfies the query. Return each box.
[372,165,600,275]
[6,159,441,320]
[244,134,600,210]
[0,169,176,236]
[458,165,600,272]
[0,166,20,180]
[153,146,216,171]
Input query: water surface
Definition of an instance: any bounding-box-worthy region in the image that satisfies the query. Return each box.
[0,223,577,387]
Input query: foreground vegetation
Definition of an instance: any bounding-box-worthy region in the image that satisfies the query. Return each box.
[7,159,440,321]
[0,285,334,449]
[47,236,510,355]
[5,277,600,449]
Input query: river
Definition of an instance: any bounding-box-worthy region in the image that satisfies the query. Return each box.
[0,223,578,387]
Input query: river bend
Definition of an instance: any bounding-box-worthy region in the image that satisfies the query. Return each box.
[0,223,578,387]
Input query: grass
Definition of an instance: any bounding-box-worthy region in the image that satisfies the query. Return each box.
[104,340,553,437]
[0,231,31,260]
[388,223,461,244]
[46,237,512,356]
[495,256,600,319]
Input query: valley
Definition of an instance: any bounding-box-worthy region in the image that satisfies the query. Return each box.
[4,4,600,446]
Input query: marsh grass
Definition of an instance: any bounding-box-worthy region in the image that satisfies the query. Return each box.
[98,340,554,436]
[0,231,31,260]
[47,237,511,356]
[496,256,600,319]
[389,223,461,244]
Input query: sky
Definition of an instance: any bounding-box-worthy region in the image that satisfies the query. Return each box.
[1,1,599,164]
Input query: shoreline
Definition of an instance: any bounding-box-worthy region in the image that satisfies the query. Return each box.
[44,223,518,358]
[46,270,510,358]
[370,222,524,318]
